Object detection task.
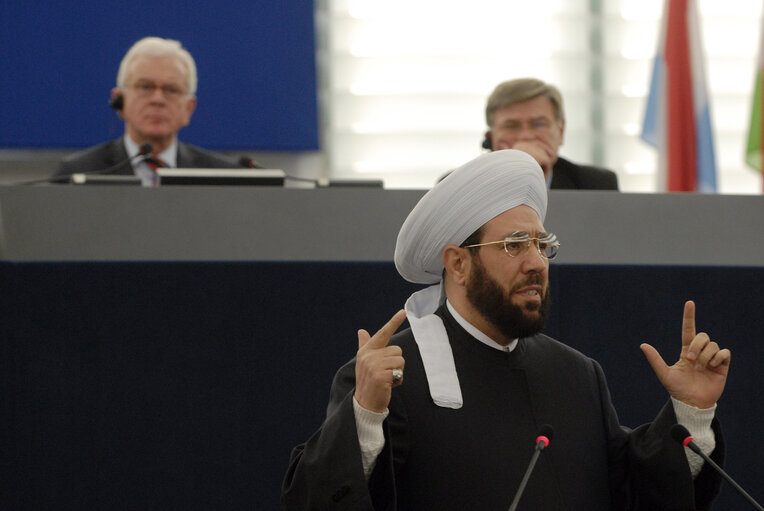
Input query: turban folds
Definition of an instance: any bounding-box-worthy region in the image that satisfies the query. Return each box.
[394,149,547,284]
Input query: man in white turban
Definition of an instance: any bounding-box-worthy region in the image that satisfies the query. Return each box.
[283,150,730,510]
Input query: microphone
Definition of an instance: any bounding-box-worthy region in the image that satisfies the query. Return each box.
[508,424,554,511]
[18,142,153,185]
[238,156,323,185]
[240,155,383,187]
[239,156,264,169]
[138,142,153,156]
[670,424,763,510]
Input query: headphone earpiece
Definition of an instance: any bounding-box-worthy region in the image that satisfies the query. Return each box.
[109,94,124,111]
[481,132,492,150]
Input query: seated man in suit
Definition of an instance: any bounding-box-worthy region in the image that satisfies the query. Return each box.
[53,36,238,186]
[483,78,619,190]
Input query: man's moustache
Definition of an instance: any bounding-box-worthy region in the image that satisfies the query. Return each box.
[508,274,545,295]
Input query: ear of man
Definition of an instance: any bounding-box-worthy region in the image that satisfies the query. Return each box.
[442,245,473,287]
[110,88,125,119]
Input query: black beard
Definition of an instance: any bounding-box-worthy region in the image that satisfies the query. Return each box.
[465,254,550,340]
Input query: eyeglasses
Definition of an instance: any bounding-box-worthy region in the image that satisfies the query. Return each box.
[496,118,557,133]
[129,81,187,100]
[464,232,560,259]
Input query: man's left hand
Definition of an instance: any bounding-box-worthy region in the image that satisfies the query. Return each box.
[640,300,731,409]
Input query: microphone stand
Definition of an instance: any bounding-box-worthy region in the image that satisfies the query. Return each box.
[508,434,551,511]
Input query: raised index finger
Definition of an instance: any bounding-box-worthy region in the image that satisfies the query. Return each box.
[366,309,407,349]
[682,300,696,347]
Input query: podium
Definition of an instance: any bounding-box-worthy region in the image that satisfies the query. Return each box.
[1,186,762,509]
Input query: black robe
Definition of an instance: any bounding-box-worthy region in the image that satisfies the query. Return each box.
[282,306,723,510]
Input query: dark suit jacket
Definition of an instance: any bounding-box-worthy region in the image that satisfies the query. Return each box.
[551,156,619,190]
[438,155,619,189]
[52,138,240,178]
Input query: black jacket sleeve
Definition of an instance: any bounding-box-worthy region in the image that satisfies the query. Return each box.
[282,359,380,510]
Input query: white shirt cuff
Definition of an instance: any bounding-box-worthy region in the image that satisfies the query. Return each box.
[353,397,388,479]
[671,397,716,478]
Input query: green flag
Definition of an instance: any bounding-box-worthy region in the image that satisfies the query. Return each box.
[745,71,763,172]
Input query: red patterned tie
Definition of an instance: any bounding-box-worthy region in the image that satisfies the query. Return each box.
[144,156,167,186]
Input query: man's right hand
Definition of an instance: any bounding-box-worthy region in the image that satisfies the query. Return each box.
[510,140,556,177]
[354,310,407,413]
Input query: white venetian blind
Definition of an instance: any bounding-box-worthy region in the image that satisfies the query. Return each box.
[317,0,763,193]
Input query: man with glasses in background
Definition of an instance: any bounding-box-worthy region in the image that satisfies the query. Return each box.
[483,78,619,190]
[53,36,237,186]
[283,150,728,509]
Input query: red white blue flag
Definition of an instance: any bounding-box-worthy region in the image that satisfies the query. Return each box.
[641,0,717,192]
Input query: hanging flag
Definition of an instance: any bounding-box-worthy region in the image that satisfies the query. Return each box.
[744,7,764,191]
[641,0,717,192]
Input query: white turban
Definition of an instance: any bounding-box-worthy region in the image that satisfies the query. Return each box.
[394,149,547,284]
[393,149,548,409]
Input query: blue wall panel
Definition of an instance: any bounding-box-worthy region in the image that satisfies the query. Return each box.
[0,1,318,150]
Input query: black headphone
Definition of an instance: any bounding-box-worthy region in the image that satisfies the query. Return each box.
[481,132,492,150]
[109,94,124,111]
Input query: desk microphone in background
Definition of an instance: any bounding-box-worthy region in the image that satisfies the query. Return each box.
[508,424,554,511]
[240,155,386,187]
[17,142,154,185]
[239,156,321,185]
[239,157,264,169]
[670,424,763,511]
